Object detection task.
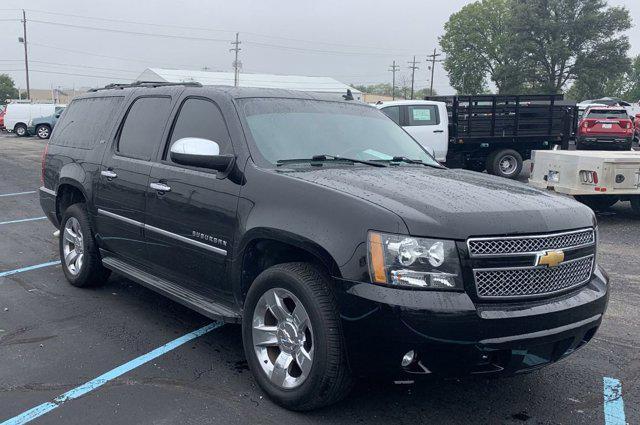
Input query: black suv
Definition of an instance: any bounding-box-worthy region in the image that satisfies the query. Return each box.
[40,82,609,411]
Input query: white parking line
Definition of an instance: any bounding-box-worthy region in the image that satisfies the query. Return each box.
[0,191,36,198]
[0,217,47,225]
[0,322,223,425]
[0,261,61,279]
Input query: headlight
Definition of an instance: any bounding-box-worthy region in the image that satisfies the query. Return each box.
[367,231,463,290]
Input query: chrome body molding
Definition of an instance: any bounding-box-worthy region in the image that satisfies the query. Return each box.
[97,209,227,256]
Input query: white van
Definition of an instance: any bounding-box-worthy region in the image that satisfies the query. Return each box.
[376,100,449,162]
[4,103,65,137]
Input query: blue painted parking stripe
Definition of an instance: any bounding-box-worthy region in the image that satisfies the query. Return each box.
[603,377,626,425]
[0,216,46,225]
[0,261,61,278]
[0,322,223,425]
[0,191,36,198]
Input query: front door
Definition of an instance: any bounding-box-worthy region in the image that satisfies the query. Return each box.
[94,96,174,263]
[144,97,240,302]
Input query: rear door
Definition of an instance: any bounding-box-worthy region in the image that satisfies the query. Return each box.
[144,95,240,301]
[401,103,448,162]
[94,95,174,263]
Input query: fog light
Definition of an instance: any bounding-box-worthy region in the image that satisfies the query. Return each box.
[401,350,416,367]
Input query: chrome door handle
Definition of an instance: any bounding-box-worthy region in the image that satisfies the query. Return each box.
[101,170,117,179]
[433,130,444,133]
[150,182,171,192]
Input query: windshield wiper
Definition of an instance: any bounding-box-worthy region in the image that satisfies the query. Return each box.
[277,154,387,168]
[386,156,445,169]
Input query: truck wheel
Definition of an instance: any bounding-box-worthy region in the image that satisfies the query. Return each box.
[574,195,618,211]
[59,203,110,287]
[14,123,27,137]
[630,197,640,217]
[488,149,523,179]
[242,262,352,411]
[36,124,51,139]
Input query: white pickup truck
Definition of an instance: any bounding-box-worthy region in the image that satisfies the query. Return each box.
[529,149,640,214]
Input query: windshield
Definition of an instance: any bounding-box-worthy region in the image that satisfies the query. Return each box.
[241,98,439,167]
[586,109,628,119]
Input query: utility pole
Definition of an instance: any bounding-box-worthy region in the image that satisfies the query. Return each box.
[388,61,400,100]
[407,56,420,100]
[230,32,242,87]
[20,10,30,100]
[426,48,443,97]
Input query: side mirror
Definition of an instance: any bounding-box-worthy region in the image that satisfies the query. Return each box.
[170,137,235,174]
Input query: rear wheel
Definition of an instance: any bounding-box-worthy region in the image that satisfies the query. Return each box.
[14,123,27,137]
[36,124,51,139]
[59,203,110,287]
[242,262,352,411]
[574,195,619,211]
[488,149,523,179]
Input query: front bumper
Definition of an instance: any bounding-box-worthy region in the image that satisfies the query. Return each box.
[334,265,609,379]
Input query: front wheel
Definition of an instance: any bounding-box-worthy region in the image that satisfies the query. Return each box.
[242,262,352,411]
[36,124,51,139]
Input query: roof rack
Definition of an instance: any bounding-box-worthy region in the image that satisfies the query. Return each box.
[88,81,202,92]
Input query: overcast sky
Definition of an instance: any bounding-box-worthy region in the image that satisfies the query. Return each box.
[1,0,638,94]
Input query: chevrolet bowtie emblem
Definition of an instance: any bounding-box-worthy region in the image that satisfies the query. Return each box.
[536,250,565,268]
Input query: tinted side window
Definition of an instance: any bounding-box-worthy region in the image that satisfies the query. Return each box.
[165,98,232,159]
[118,97,172,160]
[51,96,124,149]
[381,106,400,125]
[407,105,439,126]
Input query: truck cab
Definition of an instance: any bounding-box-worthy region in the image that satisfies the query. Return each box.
[376,100,448,162]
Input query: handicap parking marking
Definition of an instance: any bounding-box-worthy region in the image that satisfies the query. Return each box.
[0,321,223,425]
[0,216,46,226]
[603,377,626,425]
[0,261,61,279]
[0,191,36,198]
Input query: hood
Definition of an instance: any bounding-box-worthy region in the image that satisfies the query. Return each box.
[283,166,595,239]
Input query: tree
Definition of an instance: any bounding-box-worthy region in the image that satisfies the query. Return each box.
[0,74,19,103]
[623,55,640,102]
[512,0,631,94]
[440,0,524,94]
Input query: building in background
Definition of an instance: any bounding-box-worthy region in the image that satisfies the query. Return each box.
[137,68,362,101]
[18,88,87,104]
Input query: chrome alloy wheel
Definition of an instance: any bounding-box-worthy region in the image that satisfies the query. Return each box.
[252,288,314,389]
[499,154,518,175]
[37,126,50,139]
[62,217,84,275]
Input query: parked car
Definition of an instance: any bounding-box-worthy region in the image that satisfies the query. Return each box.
[576,106,634,150]
[40,82,609,411]
[425,95,578,178]
[4,103,65,137]
[27,107,65,139]
[376,100,448,162]
[634,113,640,144]
[529,149,640,213]
[0,106,5,130]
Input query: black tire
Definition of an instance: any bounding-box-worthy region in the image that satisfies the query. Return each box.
[574,195,619,211]
[59,203,110,287]
[242,262,352,411]
[630,196,640,217]
[14,123,27,137]
[487,149,523,179]
[36,124,51,139]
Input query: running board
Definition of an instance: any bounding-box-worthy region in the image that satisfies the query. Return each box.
[102,256,241,323]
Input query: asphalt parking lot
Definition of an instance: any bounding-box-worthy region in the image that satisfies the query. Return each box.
[0,132,637,425]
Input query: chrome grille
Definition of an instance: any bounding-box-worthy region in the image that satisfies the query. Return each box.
[474,255,594,299]
[468,228,595,257]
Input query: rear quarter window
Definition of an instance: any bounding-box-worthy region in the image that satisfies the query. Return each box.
[51,96,124,149]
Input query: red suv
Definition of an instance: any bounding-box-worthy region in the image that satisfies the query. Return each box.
[0,107,5,131]
[577,106,633,150]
